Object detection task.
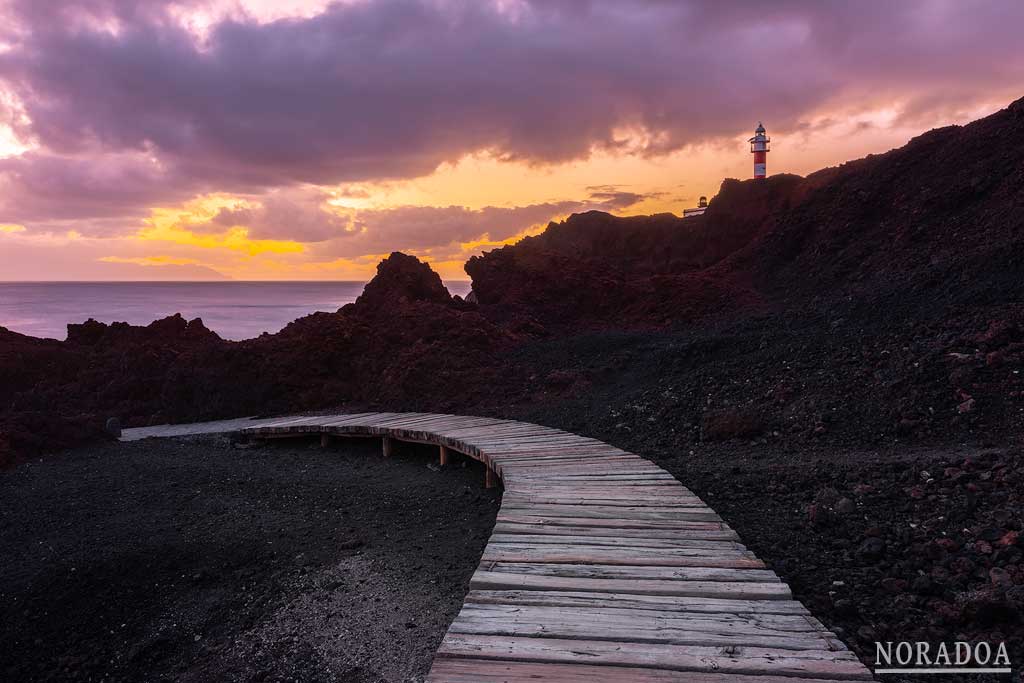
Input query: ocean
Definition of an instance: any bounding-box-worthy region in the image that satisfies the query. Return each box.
[0,281,473,341]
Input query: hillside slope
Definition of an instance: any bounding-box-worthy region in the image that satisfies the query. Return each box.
[3,97,1024,463]
[468,96,1024,326]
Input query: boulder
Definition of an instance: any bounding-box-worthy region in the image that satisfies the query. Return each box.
[858,537,886,559]
[355,252,451,308]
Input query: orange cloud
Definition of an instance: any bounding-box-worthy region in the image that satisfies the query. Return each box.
[137,196,306,256]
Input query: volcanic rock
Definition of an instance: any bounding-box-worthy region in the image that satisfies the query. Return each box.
[858,537,886,559]
[355,252,452,308]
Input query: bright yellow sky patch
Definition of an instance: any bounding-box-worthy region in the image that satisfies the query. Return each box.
[138,223,305,256]
[99,255,205,266]
[135,193,304,256]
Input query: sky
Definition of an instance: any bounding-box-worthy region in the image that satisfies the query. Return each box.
[0,0,1022,281]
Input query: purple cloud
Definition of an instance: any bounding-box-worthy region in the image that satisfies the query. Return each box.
[0,0,1022,233]
[0,151,193,233]
[205,188,348,242]
[325,188,646,256]
[171,185,647,255]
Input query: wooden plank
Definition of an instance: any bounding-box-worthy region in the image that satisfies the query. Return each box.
[499,499,716,509]
[464,590,815,616]
[485,541,751,558]
[497,451,647,460]
[428,659,854,683]
[504,485,693,495]
[449,609,839,651]
[503,467,670,478]
[503,489,694,499]
[480,550,763,569]
[486,442,625,451]
[501,459,663,468]
[479,562,777,582]
[427,418,512,434]
[333,412,398,428]
[491,453,638,465]
[489,533,744,548]
[505,482,687,491]
[471,571,789,599]
[517,479,684,486]
[456,603,821,632]
[502,489,700,499]
[492,523,740,541]
[441,424,549,438]
[368,412,434,426]
[436,635,873,680]
[495,505,723,522]
[516,473,675,479]
[502,497,707,508]
[496,514,731,530]
[472,434,600,445]
[481,443,614,454]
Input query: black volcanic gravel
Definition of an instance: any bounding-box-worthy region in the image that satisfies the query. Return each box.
[0,435,499,682]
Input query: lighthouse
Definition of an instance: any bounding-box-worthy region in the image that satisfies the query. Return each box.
[749,122,770,179]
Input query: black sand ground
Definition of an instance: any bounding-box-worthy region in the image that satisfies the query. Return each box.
[0,435,499,682]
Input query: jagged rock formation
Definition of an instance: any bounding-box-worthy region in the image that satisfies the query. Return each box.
[0,254,517,466]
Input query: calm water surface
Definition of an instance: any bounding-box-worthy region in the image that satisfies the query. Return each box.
[0,281,472,341]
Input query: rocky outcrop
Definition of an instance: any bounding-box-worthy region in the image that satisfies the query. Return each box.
[4,98,1024,464]
[465,174,805,327]
[355,251,453,308]
[66,313,220,347]
[468,98,1024,329]
[0,254,520,466]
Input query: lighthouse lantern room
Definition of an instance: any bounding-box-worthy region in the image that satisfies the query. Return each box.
[749,122,770,179]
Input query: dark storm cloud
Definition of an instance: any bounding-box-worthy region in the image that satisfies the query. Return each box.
[1,0,1022,231]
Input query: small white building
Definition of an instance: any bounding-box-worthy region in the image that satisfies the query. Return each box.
[683,196,708,217]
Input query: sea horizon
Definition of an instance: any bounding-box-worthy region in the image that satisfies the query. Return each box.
[0,280,472,284]
[0,280,473,341]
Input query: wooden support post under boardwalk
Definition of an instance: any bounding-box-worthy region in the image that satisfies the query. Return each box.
[439,445,449,466]
[382,435,392,458]
[485,465,497,489]
[320,433,330,448]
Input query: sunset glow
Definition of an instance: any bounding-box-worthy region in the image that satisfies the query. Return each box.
[1,0,1021,280]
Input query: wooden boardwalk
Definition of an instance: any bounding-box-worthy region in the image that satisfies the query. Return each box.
[122,412,874,682]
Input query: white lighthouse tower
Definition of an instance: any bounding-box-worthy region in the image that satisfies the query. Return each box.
[749,122,770,179]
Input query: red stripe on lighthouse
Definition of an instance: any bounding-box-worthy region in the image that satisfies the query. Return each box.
[753,151,766,178]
